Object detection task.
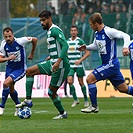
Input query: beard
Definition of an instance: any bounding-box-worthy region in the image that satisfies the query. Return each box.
[42,24,49,30]
[7,40,12,44]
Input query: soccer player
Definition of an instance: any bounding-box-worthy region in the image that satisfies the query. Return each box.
[0,27,37,116]
[78,13,133,113]
[67,25,90,107]
[16,11,70,119]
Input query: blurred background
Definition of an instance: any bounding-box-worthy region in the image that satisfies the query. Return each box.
[0,0,133,71]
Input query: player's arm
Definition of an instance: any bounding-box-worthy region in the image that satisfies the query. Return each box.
[27,37,37,60]
[78,39,98,51]
[0,54,16,63]
[106,28,130,56]
[0,41,16,62]
[75,39,90,65]
[52,29,68,72]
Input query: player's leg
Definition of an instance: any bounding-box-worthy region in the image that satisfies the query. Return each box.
[7,69,26,116]
[16,61,52,108]
[9,84,20,116]
[78,77,89,107]
[50,65,70,119]
[81,67,102,113]
[0,75,16,115]
[77,67,89,107]
[110,71,133,96]
[67,68,79,107]
[0,86,10,115]
[9,69,25,105]
[10,84,20,104]
[16,65,40,108]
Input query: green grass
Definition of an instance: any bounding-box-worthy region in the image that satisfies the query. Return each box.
[0,97,133,133]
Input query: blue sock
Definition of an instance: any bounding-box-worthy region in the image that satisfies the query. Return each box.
[127,86,133,96]
[88,84,97,107]
[0,87,10,108]
[10,89,20,105]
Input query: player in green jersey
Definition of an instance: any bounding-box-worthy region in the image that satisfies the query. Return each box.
[67,25,90,107]
[16,11,70,119]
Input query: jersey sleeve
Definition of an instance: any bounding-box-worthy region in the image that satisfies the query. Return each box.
[16,37,32,46]
[78,38,85,46]
[52,28,68,59]
[105,27,130,48]
[0,40,6,56]
[86,38,98,50]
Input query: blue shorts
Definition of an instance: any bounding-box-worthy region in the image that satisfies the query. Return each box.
[5,68,25,83]
[92,62,124,87]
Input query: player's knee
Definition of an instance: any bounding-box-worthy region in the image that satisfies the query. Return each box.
[26,69,31,76]
[3,81,9,88]
[86,77,95,84]
[67,80,73,85]
[86,78,91,84]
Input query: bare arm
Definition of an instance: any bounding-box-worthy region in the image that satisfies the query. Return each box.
[27,37,37,60]
[0,54,16,63]
[75,50,90,65]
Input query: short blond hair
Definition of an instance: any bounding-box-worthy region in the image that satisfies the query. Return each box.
[89,13,103,24]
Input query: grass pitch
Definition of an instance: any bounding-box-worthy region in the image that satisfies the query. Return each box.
[0,97,133,133]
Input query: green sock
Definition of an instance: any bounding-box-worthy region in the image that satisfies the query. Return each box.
[81,85,88,101]
[70,84,78,101]
[52,96,64,114]
[26,76,34,99]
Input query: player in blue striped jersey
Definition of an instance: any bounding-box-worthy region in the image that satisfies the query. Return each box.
[78,13,133,113]
[0,27,37,116]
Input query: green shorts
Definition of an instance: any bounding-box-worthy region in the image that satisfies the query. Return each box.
[37,60,70,87]
[68,67,85,78]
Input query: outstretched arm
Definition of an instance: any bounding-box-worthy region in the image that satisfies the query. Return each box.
[78,43,98,51]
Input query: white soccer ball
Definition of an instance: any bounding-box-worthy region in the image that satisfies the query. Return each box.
[18,107,32,119]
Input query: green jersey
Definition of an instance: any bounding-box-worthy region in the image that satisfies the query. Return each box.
[46,24,69,68]
[67,37,85,68]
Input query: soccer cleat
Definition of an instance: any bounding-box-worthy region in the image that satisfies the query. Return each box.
[53,111,68,120]
[81,105,99,113]
[14,108,19,116]
[84,101,89,107]
[71,100,80,107]
[0,107,4,115]
[15,99,33,108]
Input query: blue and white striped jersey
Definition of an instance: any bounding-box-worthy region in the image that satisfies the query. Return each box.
[87,26,130,65]
[0,37,32,70]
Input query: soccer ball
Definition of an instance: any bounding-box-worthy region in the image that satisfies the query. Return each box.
[18,107,32,119]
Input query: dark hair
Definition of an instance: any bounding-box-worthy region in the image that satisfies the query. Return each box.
[89,13,103,24]
[39,11,51,18]
[70,25,78,30]
[3,27,13,34]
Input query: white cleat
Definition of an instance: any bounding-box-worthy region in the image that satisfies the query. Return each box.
[81,105,99,113]
[71,100,80,107]
[0,107,4,116]
[15,99,33,108]
[84,101,89,107]
[53,111,68,120]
